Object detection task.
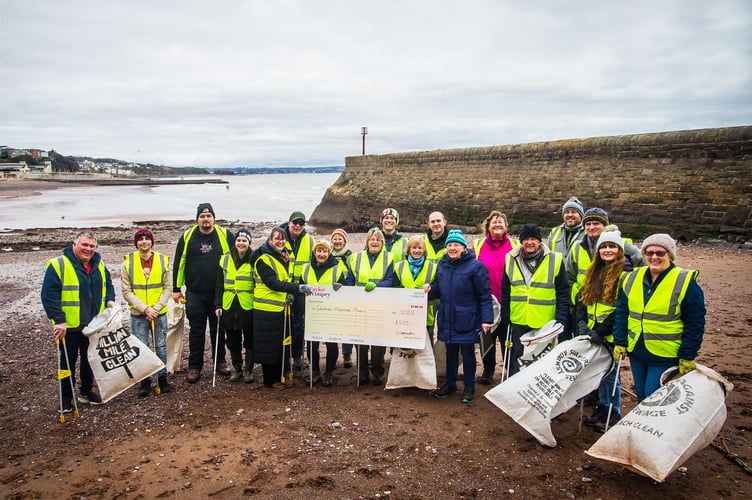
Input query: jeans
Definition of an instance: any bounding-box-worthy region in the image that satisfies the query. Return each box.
[58,330,94,400]
[598,361,622,414]
[185,290,226,371]
[481,323,506,375]
[341,343,353,356]
[445,342,476,388]
[629,354,676,402]
[131,314,168,379]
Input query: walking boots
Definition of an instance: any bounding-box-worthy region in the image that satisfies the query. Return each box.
[243,352,255,383]
[229,351,243,382]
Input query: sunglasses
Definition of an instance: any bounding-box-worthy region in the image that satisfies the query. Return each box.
[291,220,306,226]
[645,250,667,257]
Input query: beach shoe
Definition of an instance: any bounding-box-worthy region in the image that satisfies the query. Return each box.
[372,376,384,386]
[216,362,232,376]
[321,372,333,387]
[158,376,172,394]
[461,386,475,404]
[243,370,255,384]
[139,379,151,397]
[584,404,609,427]
[479,370,493,385]
[433,383,457,399]
[187,369,201,384]
[593,410,621,433]
[78,390,103,405]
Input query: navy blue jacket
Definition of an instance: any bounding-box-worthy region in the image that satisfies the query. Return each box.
[41,246,115,332]
[428,250,493,344]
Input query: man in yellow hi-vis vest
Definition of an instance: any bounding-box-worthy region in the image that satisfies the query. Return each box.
[42,231,116,413]
[122,228,173,396]
[172,203,234,384]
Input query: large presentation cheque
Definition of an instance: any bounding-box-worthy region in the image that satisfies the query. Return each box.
[304,285,427,349]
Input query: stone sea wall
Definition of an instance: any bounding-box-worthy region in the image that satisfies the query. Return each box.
[310,126,752,240]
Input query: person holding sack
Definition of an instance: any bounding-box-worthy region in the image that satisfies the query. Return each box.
[215,228,256,383]
[122,228,173,396]
[574,230,628,431]
[612,233,706,402]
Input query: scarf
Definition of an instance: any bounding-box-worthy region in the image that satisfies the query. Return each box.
[407,254,425,279]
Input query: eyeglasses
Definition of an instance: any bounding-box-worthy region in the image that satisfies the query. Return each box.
[645,250,667,257]
[291,220,306,226]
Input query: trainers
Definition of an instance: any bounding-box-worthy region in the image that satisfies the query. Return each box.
[78,390,103,405]
[187,369,201,384]
[229,369,243,382]
[60,398,73,413]
[243,370,255,384]
[433,383,457,399]
[372,376,384,386]
[158,376,172,394]
[479,370,493,385]
[461,386,475,403]
[216,362,232,376]
[343,354,353,368]
[321,372,333,387]
[139,379,151,397]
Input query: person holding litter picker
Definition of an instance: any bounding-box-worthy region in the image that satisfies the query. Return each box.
[42,231,116,414]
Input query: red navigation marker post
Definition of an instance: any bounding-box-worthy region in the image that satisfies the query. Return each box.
[361,126,368,155]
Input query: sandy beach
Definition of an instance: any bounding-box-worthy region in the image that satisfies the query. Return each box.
[1,177,750,497]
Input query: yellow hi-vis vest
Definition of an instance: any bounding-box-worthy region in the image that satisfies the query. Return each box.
[349,249,394,285]
[46,255,106,329]
[506,251,563,329]
[585,272,627,343]
[220,253,255,311]
[385,236,406,263]
[395,259,437,326]
[423,235,447,262]
[472,236,520,257]
[284,233,315,282]
[175,225,230,288]
[125,251,169,314]
[569,241,594,304]
[253,254,291,312]
[622,266,697,357]
[300,261,347,285]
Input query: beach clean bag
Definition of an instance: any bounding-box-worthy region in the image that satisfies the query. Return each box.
[518,319,564,369]
[386,332,438,390]
[83,307,164,403]
[165,297,185,373]
[485,336,612,447]
[586,363,733,482]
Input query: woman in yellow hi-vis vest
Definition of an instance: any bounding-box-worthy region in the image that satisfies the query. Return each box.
[215,229,256,383]
[394,235,438,340]
[613,234,706,402]
[253,227,312,389]
[574,231,629,432]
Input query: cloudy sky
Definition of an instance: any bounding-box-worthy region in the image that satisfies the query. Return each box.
[1,1,750,168]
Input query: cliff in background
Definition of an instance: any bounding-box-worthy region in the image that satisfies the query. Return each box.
[310,126,752,240]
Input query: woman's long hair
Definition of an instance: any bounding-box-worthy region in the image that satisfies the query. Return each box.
[580,247,625,305]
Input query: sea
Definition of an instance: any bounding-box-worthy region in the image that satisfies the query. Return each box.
[2,172,342,231]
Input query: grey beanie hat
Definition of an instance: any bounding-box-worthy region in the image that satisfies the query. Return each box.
[562,196,584,217]
[596,231,624,251]
[641,233,677,261]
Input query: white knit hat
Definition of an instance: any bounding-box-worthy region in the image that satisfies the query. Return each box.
[596,231,624,251]
[641,233,677,261]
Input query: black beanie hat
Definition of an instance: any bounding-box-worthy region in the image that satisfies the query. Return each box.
[518,223,543,241]
[196,202,215,219]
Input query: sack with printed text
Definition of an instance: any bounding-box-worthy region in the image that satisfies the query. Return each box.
[485,336,612,447]
[83,307,164,403]
[386,333,438,390]
[165,297,185,373]
[586,364,733,482]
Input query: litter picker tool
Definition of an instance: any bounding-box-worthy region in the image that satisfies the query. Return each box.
[60,337,80,419]
[281,303,293,384]
[151,319,160,395]
[501,324,512,383]
[212,312,221,388]
[603,352,623,432]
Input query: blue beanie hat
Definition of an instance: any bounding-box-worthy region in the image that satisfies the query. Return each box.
[583,207,609,226]
[445,229,467,248]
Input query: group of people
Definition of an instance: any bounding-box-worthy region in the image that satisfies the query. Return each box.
[42,198,705,419]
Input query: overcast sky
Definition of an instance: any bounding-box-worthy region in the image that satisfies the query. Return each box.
[1,1,750,168]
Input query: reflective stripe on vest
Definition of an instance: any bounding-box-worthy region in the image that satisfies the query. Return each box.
[395,259,436,325]
[176,225,230,288]
[386,237,406,263]
[47,255,106,329]
[220,253,254,310]
[505,251,563,329]
[300,261,346,285]
[253,254,290,312]
[570,242,593,304]
[349,249,393,286]
[623,266,697,357]
[125,251,168,314]
[285,233,314,282]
